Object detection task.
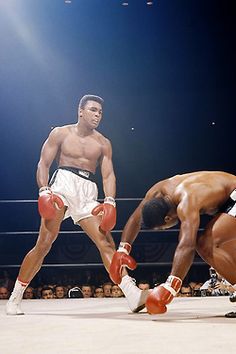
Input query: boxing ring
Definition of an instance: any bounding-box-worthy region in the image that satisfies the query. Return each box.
[1,297,236,353]
[0,197,206,268]
[1,198,236,353]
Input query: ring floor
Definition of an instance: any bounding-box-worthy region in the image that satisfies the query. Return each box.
[1,296,236,354]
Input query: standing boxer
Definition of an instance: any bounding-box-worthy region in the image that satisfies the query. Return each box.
[110,171,236,314]
[6,94,147,315]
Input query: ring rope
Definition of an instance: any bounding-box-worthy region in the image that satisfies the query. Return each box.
[0,261,206,268]
[0,198,142,203]
[0,199,207,269]
[0,228,204,236]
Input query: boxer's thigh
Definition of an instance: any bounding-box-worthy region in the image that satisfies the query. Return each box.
[197,213,236,284]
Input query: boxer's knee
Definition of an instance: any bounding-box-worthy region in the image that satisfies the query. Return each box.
[40,215,62,234]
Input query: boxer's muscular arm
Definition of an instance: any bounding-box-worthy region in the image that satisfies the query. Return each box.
[92,138,117,232]
[121,202,144,245]
[109,203,143,284]
[100,138,116,198]
[121,187,157,244]
[146,195,200,315]
[36,127,63,188]
[170,196,200,279]
[37,128,65,220]
[109,190,154,283]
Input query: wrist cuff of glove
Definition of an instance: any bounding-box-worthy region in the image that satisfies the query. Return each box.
[117,242,131,255]
[39,186,51,196]
[165,275,182,295]
[104,196,116,207]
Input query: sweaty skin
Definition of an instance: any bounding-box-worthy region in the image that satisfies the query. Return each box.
[18,100,117,283]
[37,101,115,197]
[120,171,236,284]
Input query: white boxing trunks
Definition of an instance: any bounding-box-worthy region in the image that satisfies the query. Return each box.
[222,189,236,217]
[49,166,99,224]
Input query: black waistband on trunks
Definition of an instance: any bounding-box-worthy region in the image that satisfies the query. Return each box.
[58,166,95,182]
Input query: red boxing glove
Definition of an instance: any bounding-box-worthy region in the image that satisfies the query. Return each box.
[92,197,116,232]
[109,242,137,284]
[146,275,182,314]
[38,187,64,220]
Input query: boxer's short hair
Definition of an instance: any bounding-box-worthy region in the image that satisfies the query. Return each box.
[79,94,104,109]
[142,197,170,229]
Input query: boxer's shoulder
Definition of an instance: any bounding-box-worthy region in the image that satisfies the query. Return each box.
[48,125,75,144]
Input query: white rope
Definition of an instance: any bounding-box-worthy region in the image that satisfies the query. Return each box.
[0,200,37,203]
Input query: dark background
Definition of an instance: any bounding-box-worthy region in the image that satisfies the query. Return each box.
[0,0,235,284]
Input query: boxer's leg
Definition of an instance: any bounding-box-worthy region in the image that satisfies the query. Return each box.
[19,211,65,281]
[79,216,115,271]
[6,209,65,315]
[197,213,236,318]
[196,213,236,285]
[80,216,149,312]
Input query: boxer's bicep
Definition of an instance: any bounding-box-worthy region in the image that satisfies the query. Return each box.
[39,128,62,168]
[177,198,200,246]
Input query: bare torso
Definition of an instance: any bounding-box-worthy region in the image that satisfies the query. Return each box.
[140,171,236,280]
[56,124,108,174]
[147,171,236,215]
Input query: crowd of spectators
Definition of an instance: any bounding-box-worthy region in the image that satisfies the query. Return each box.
[0,281,126,300]
[0,268,235,300]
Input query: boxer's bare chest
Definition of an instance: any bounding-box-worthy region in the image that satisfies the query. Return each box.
[59,131,103,163]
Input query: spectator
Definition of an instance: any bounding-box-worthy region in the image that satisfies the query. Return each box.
[102,282,112,297]
[180,284,192,297]
[0,286,9,299]
[54,285,66,299]
[189,282,197,290]
[23,286,35,299]
[200,268,234,296]
[81,285,93,298]
[191,282,203,297]
[137,280,151,291]
[0,271,14,293]
[35,286,43,299]
[94,287,104,298]
[41,286,54,299]
[111,285,124,298]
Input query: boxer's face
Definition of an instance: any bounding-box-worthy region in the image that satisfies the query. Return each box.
[79,100,102,129]
[155,216,178,230]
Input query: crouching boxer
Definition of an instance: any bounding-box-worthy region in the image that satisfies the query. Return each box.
[110,171,236,315]
[6,94,147,315]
